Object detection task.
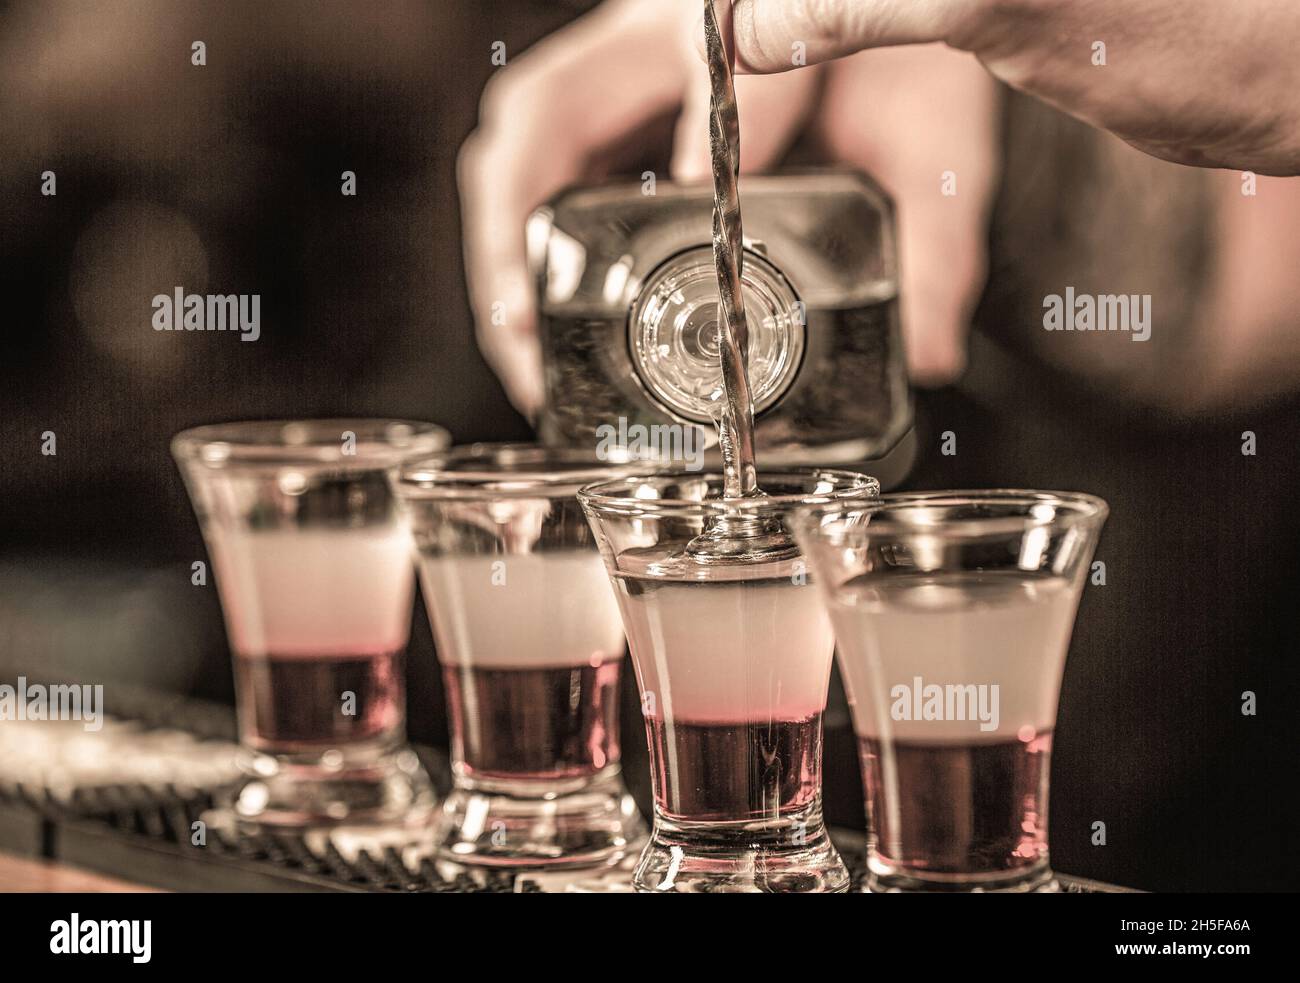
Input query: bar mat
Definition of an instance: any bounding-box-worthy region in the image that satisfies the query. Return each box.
[0,692,1131,893]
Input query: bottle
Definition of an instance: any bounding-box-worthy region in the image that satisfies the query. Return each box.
[529,169,913,476]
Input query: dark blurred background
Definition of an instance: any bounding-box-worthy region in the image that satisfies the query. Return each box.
[1,0,1296,891]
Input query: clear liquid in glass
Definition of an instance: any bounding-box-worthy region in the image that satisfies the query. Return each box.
[828,569,1078,890]
[608,552,847,889]
[213,526,415,754]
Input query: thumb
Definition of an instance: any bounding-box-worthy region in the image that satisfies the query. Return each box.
[697,0,959,74]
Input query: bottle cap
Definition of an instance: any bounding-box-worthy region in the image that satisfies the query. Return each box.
[628,246,804,425]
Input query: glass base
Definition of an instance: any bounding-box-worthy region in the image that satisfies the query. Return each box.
[864,857,1059,893]
[213,738,436,831]
[434,764,645,869]
[634,802,850,893]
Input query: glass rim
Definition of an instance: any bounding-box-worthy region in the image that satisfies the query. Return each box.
[171,419,450,470]
[393,442,657,500]
[578,468,880,517]
[792,488,1109,538]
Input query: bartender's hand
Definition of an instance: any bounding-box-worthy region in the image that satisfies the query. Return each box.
[459,0,998,416]
[716,0,1300,175]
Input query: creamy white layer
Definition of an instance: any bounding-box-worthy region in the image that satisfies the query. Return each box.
[418,551,625,669]
[827,572,1079,741]
[614,577,834,723]
[209,525,414,659]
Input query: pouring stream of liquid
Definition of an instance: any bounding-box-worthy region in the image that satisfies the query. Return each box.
[703,0,759,501]
[682,1,803,564]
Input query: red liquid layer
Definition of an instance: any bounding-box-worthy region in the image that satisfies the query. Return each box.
[646,714,823,822]
[443,661,622,782]
[859,732,1052,875]
[234,650,404,753]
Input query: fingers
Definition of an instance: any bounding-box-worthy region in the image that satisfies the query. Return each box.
[814,45,1000,385]
[458,0,686,416]
[671,67,824,182]
[457,128,542,416]
[694,0,967,75]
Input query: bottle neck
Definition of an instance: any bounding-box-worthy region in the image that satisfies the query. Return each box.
[628,245,804,425]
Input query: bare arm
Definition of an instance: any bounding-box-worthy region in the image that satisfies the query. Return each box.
[715,0,1300,175]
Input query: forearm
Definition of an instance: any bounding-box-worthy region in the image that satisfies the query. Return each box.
[728,0,1300,174]
[949,0,1300,175]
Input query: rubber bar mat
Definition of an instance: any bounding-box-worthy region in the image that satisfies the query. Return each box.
[0,689,1129,893]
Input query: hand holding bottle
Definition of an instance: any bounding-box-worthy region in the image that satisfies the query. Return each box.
[458,0,997,415]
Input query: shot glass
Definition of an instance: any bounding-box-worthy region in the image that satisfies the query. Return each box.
[391,445,646,869]
[172,419,448,829]
[579,469,880,893]
[792,490,1108,893]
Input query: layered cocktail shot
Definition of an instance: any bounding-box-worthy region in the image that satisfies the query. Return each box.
[580,469,879,893]
[172,419,448,829]
[793,491,1108,892]
[391,445,644,868]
